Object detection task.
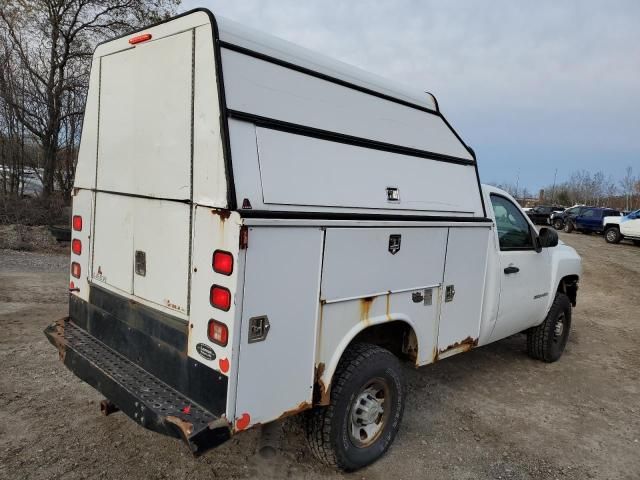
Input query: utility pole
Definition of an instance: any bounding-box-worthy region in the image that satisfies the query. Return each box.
[551,168,557,204]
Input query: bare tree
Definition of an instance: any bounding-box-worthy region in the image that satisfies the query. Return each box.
[0,0,179,198]
[620,166,635,211]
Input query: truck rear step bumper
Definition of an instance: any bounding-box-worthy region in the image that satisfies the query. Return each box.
[44,317,231,455]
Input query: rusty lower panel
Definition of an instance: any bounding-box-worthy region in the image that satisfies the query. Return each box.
[44,317,231,456]
[276,401,313,421]
[435,336,478,360]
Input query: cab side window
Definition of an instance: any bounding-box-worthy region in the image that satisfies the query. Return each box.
[490,194,534,250]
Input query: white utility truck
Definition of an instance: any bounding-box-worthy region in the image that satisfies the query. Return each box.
[45,9,582,471]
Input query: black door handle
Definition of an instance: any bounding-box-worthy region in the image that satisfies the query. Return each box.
[504,266,520,274]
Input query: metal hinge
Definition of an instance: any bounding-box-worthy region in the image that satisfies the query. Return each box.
[445,285,455,302]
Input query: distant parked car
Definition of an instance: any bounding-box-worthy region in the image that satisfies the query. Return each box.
[602,209,640,245]
[550,205,591,230]
[526,205,565,225]
[564,207,621,234]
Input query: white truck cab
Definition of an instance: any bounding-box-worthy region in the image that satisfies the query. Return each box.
[45,9,582,471]
[603,210,640,245]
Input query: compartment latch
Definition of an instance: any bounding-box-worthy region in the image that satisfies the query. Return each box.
[248,316,270,344]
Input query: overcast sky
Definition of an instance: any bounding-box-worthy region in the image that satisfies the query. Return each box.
[182,0,640,192]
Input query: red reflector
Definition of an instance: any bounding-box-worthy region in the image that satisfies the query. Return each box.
[71,262,81,278]
[129,33,152,45]
[208,319,229,347]
[213,250,233,275]
[210,285,231,311]
[72,239,82,255]
[72,215,82,231]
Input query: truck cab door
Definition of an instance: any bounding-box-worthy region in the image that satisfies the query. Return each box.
[488,194,552,341]
[623,210,640,236]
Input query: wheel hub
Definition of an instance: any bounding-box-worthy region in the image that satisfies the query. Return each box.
[349,380,389,448]
[554,314,565,337]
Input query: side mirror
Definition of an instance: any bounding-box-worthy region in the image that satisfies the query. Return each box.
[539,227,559,248]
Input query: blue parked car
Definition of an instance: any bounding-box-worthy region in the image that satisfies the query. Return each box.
[564,207,621,234]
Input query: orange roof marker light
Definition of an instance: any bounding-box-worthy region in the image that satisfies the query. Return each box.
[129,33,152,45]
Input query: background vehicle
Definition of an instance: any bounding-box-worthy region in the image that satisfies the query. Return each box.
[564,207,621,234]
[603,210,640,245]
[43,9,582,472]
[526,205,565,225]
[550,205,589,230]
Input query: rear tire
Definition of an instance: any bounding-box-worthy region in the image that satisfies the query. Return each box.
[604,227,622,244]
[553,218,563,230]
[304,343,405,471]
[563,221,574,233]
[527,293,572,363]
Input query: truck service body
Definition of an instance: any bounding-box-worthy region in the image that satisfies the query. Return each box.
[46,9,582,470]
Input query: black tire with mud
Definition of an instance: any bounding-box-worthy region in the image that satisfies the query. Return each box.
[304,343,405,471]
[604,227,622,244]
[563,221,574,233]
[527,293,572,362]
[553,218,564,230]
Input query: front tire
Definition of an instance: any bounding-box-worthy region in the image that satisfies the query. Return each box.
[527,293,572,362]
[563,221,574,233]
[553,218,564,230]
[305,343,405,471]
[604,227,622,244]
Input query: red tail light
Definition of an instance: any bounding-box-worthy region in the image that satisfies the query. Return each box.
[213,250,233,275]
[129,33,152,45]
[72,239,82,255]
[210,285,231,311]
[208,319,229,347]
[72,215,82,231]
[71,262,81,278]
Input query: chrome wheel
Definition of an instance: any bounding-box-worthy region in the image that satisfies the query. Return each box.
[606,230,617,242]
[349,378,390,448]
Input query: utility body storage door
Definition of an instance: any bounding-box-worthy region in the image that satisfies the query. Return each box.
[91,31,195,315]
[437,227,491,357]
[234,227,324,429]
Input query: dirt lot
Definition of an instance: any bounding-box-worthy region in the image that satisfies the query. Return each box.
[1,233,639,480]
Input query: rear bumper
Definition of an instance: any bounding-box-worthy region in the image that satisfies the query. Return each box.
[45,315,231,455]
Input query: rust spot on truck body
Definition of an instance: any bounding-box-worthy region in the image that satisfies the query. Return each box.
[211,208,231,221]
[360,296,375,325]
[277,401,312,421]
[45,317,69,361]
[165,415,194,439]
[435,336,478,361]
[385,292,391,320]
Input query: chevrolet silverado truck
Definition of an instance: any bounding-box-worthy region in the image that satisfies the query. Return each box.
[603,209,640,245]
[44,9,582,471]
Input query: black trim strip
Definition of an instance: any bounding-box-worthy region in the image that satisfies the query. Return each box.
[228,110,475,166]
[239,210,493,223]
[219,41,438,116]
[93,188,191,204]
[209,14,238,210]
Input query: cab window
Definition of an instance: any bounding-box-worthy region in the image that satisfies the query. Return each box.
[490,194,534,250]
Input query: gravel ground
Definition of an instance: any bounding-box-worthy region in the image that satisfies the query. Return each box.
[0,232,639,480]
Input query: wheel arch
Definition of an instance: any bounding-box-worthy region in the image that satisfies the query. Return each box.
[314,317,418,406]
[556,274,579,307]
